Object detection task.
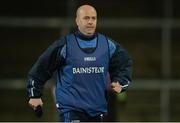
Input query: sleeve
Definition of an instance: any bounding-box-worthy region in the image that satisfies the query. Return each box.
[108,39,133,92]
[26,37,66,98]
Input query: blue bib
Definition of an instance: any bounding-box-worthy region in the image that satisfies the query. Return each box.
[56,33,110,116]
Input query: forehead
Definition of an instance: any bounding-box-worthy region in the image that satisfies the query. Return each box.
[77,7,97,17]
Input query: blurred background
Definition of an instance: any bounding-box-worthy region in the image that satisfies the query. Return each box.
[0,0,180,121]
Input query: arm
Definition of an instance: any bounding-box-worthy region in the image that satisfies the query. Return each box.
[27,37,66,107]
[108,39,133,93]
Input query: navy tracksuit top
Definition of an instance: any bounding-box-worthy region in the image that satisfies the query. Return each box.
[56,33,110,116]
[27,30,133,118]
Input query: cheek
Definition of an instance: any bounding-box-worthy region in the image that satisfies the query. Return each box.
[81,22,87,28]
[76,20,80,26]
[94,21,97,25]
[77,20,83,26]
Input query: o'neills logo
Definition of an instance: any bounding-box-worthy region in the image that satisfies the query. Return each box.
[73,67,104,74]
[84,57,96,61]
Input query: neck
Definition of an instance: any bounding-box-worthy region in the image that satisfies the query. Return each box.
[75,29,97,40]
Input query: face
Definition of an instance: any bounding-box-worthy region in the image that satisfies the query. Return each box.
[76,5,97,36]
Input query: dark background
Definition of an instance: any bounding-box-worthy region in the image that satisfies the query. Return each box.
[0,0,179,121]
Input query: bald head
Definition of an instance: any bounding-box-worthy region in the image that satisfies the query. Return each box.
[76,5,97,17]
[76,5,97,36]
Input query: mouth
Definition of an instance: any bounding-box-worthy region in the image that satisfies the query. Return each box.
[86,27,94,30]
[86,25,94,28]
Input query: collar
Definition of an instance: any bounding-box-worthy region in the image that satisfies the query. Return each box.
[74,29,97,41]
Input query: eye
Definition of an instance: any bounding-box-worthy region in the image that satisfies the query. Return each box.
[83,16,90,20]
[92,17,96,20]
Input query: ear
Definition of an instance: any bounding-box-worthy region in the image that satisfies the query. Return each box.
[75,17,79,26]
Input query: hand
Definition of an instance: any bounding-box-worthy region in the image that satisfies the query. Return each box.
[28,98,43,110]
[111,81,122,93]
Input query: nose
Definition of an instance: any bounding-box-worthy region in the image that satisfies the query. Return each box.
[88,20,93,25]
[88,18,94,24]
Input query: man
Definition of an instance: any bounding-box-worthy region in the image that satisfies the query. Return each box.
[27,4,132,122]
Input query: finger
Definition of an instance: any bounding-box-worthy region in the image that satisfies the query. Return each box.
[112,87,120,93]
[111,82,116,86]
[29,104,36,110]
[111,82,118,88]
[111,83,114,88]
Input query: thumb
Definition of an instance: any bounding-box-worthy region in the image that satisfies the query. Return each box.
[111,81,118,88]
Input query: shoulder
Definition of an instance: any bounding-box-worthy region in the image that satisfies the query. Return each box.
[52,36,66,47]
[42,36,67,55]
[105,36,126,53]
[97,33,120,46]
[106,36,120,47]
